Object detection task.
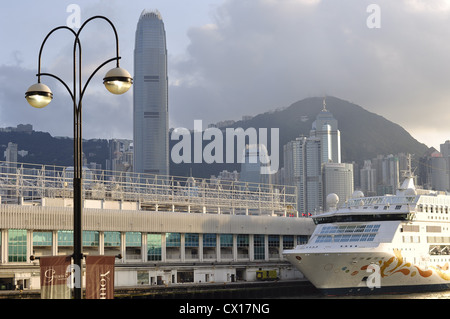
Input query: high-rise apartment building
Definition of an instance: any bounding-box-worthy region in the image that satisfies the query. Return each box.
[133,10,169,175]
[323,162,354,210]
[360,160,377,196]
[440,140,450,190]
[283,136,323,214]
[240,144,271,184]
[4,142,17,167]
[284,137,307,213]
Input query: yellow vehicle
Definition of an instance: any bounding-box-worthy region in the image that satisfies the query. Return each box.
[256,270,278,281]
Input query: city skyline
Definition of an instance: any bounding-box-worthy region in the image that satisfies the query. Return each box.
[2,1,450,149]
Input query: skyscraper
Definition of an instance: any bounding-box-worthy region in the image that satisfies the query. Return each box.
[310,98,341,163]
[283,98,350,214]
[133,10,169,175]
[322,162,354,210]
[360,160,377,196]
[283,136,322,214]
[239,144,271,184]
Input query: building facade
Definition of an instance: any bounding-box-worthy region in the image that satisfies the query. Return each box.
[322,162,354,210]
[360,160,377,196]
[133,10,169,175]
[0,161,312,291]
[240,144,271,185]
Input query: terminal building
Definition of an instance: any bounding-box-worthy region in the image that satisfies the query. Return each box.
[0,161,314,291]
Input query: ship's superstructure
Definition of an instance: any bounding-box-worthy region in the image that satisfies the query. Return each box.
[285,172,450,295]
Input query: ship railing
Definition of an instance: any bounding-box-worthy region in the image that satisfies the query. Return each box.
[345,195,418,208]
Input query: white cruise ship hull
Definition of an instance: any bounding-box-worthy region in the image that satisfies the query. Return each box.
[285,246,450,295]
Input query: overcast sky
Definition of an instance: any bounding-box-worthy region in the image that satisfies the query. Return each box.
[1,0,450,150]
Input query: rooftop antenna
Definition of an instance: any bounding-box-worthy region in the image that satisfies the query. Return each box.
[322,96,327,111]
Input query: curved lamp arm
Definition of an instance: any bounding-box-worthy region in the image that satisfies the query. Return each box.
[37,25,79,84]
[76,15,121,68]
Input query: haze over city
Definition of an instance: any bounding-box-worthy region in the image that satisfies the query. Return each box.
[1,0,450,149]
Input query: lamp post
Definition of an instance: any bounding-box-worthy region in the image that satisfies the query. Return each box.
[25,16,132,299]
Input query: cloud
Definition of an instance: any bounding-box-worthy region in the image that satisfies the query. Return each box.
[0,61,132,140]
[3,0,450,149]
[169,0,450,148]
[0,3,134,141]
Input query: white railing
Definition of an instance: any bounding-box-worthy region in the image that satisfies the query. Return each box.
[0,161,297,216]
[345,195,418,208]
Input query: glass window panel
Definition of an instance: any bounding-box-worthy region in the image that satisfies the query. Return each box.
[237,234,249,247]
[220,234,233,247]
[104,232,121,247]
[283,235,294,249]
[126,232,141,247]
[58,230,73,246]
[166,233,181,247]
[147,234,162,261]
[33,231,52,246]
[268,235,280,247]
[254,234,265,260]
[203,234,216,247]
[185,233,199,247]
[297,235,308,245]
[8,229,27,262]
[83,231,99,247]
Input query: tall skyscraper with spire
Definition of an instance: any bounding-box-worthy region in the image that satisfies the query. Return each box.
[283,97,349,214]
[310,97,341,164]
[133,10,169,175]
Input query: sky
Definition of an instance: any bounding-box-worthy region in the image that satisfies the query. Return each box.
[1,0,450,150]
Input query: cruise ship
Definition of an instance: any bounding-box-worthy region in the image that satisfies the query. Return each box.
[284,172,450,295]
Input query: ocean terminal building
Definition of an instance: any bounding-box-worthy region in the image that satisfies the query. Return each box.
[0,161,314,291]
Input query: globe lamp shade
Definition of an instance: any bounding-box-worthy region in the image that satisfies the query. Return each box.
[25,83,53,108]
[103,67,133,94]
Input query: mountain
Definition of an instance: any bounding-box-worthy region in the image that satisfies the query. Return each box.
[0,96,429,178]
[0,131,109,168]
[169,96,429,177]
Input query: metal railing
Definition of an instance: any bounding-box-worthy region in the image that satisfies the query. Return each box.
[0,161,297,216]
[345,195,418,208]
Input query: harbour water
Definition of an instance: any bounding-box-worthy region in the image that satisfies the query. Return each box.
[282,290,450,299]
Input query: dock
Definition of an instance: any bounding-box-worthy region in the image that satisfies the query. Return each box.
[0,280,316,299]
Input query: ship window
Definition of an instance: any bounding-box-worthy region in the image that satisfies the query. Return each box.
[427,226,442,233]
[332,234,376,243]
[320,224,380,234]
[313,213,409,224]
[315,235,332,243]
[402,225,419,232]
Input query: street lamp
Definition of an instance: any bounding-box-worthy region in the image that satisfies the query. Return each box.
[25,16,132,299]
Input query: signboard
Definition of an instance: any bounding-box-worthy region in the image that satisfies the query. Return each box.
[85,255,115,299]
